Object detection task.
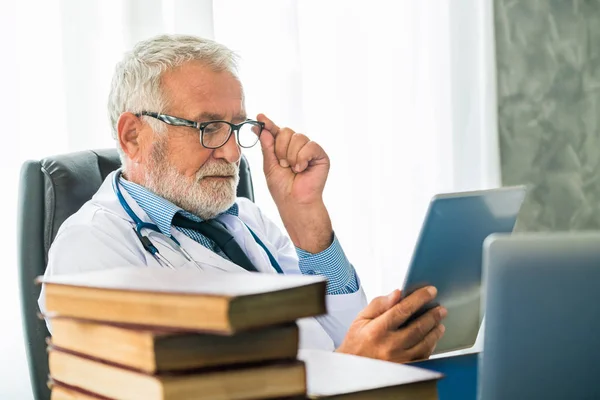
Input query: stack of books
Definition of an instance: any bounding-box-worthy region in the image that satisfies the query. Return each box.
[40,266,443,399]
[39,267,327,400]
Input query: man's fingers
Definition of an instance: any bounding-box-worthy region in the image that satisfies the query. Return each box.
[359,290,402,320]
[274,128,294,167]
[256,113,280,137]
[405,323,446,361]
[256,113,284,169]
[258,128,278,169]
[287,134,310,171]
[294,140,328,173]
[255,114,326,173]
[400,306,447,349]
[376,286,438,330]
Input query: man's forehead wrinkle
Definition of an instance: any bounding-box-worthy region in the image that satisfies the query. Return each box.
[159,64,245,121]
[189,79,210,95]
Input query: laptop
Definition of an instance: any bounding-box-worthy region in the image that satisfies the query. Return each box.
[479,232,600,400]
[401,186,527,354]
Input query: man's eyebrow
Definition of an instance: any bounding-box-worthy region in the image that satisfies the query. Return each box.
[194,112,247,122]
[234,113,248,122]
[195,112,224,121]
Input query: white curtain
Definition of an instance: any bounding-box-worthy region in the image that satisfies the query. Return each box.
[4,1,215,397]
[2,0,497,397]
[213,0,500,299]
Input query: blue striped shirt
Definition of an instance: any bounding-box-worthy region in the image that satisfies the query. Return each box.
[119,177,358,294]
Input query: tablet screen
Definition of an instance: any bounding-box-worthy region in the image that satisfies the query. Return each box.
[400,186,526,354]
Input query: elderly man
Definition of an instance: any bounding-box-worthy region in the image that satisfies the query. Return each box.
[39,35,446,362]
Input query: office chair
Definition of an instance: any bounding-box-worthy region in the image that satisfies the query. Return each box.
[17,149,255,400]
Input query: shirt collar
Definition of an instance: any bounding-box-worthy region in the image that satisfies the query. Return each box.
[118,176,239,237]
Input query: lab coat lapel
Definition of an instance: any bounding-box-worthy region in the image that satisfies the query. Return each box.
[169,229,252,274]
[218,214,276,274]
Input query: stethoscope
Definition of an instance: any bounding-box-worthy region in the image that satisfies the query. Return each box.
[112,170,283,274]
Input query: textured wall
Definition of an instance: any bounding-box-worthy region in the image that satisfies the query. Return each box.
[495,0,600,231]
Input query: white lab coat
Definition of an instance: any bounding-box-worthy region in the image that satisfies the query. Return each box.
[38,171,367,350]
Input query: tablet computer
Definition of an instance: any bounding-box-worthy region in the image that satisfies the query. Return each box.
[400,186,526,354]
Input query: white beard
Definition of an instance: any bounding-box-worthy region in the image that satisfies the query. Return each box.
[142,139,239,220]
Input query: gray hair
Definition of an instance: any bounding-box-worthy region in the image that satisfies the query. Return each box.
[107,34,240,163]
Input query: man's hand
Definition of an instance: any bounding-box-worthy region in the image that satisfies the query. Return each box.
[256,113,333,253]
[336,286,447,363]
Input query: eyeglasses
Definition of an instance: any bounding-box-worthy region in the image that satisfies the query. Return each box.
[136,111,264,149]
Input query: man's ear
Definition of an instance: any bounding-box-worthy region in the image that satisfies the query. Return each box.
[117,112,143,162]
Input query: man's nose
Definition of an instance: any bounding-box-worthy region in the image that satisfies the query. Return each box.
[212,132,241,164]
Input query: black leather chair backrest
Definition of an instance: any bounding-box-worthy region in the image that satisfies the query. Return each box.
[17,149,254,400]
